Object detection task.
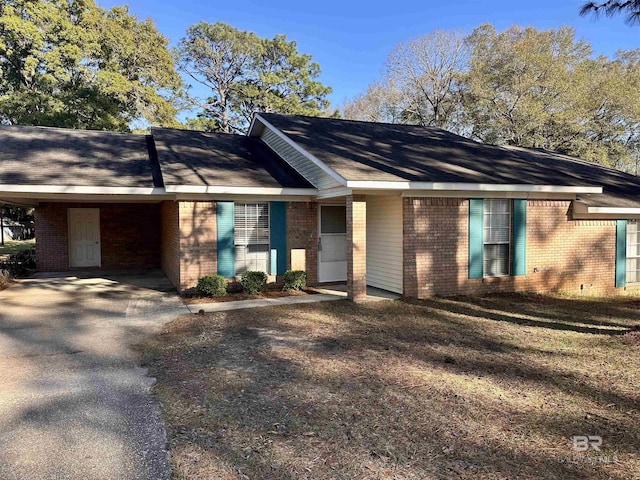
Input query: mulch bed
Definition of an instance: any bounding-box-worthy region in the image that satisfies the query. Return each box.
[182,288,317,305]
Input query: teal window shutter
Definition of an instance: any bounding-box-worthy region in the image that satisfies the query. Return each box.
[616,220,627,288]
[217,201,235,278]
[468,199,484,279]
[512,199,527,276]
[270,201,287,275]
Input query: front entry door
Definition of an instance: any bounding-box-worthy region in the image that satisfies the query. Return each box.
[68,208,101,268]
[318,205,347,282]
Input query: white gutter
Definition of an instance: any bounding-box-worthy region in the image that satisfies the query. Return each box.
[345,181,603,194]
[0,185,171,195]
[587,206,640,214]
[165,185,318,195]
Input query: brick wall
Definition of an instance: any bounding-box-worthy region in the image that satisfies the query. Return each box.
[404,198,628,298]
[35,204,69,271]
[177,201,217,292]
[347,195,367,301]
[286,202,318,286]
[160,201,180,289]
[35,203,161,271]
[403,198,467,298]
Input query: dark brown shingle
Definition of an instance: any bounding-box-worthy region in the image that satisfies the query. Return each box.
[0,125,159,187]
[259,113,640,207]
[152,127,313,188]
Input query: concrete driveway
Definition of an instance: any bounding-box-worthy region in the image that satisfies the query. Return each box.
[0,270,188,480]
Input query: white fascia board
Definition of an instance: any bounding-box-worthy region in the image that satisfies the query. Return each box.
[253,114,348,186]
[346,181,603,194]
[402,191,578,200]
[588,206,640,215]
[0,185,171,195]
[176,194,316,202]
[165,185,318,196]
[247,115,260,136]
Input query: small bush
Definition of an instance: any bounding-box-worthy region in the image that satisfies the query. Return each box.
[1,248,36,278]
[195,275,227,297]
[283,270,307,291]
[240,271,267,295]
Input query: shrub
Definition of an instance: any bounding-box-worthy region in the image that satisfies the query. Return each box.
[283,270,307,291]
[240,271,267,295]
[195,275,227,297]
[1,248,36,278]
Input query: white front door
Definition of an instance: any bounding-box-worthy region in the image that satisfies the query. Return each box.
[68,208,101,268]
[318,205,347,282]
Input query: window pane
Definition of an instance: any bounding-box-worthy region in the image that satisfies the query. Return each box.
[484,244,509,276]
[627,258,639,284]
[485,227,510,244]
[235,203,270,273]
[626,220,640,283]
[321,234,347,262]
[486,199,509,213]
[483,199,511,277]
[491,213,510,229]
[321,206,346,234]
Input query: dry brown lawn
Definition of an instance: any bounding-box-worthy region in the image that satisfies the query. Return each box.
[142,294,640,479]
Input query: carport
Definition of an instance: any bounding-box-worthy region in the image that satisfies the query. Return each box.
[0,125,172,273]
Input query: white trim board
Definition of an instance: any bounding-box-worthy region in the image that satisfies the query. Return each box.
[346,181,602,193]
[586,206,640,214]
[165,185,318,195]
[572,201,640,219]
[175,194,316,202]
[0,185,170,195]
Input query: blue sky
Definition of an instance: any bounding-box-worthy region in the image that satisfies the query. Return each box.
[100,0,637,108]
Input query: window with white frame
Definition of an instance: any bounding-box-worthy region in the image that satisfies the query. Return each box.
[483,199,511,277]
[627,220,640,284]
[235,203,270,274]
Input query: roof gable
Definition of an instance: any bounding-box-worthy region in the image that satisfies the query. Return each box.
[258,113,640,205]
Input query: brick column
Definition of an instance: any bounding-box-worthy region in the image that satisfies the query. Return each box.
[178,201,217,291]
[347,195,367,301]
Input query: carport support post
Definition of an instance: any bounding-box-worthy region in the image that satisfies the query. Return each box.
[0,204,4,246]
[347,195,367,301]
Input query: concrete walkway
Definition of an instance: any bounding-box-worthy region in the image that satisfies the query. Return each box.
[186,291,345,313]
[186,284,400,313]
[0,270,188,480]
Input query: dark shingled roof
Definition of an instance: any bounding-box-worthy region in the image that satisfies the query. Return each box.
[152,128,313,188]
[260,113,640,207]
[0,125,161,187]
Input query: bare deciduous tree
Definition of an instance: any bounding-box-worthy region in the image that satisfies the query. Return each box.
[385,30,468,129]
[343,30,468,132]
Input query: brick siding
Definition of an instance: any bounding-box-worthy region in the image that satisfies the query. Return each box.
[347,195,367,301]
[177,201,217,291]
[35,203,161,271]
[286,202,318,286]
[403,198,633,298]
[160,201,180,289]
